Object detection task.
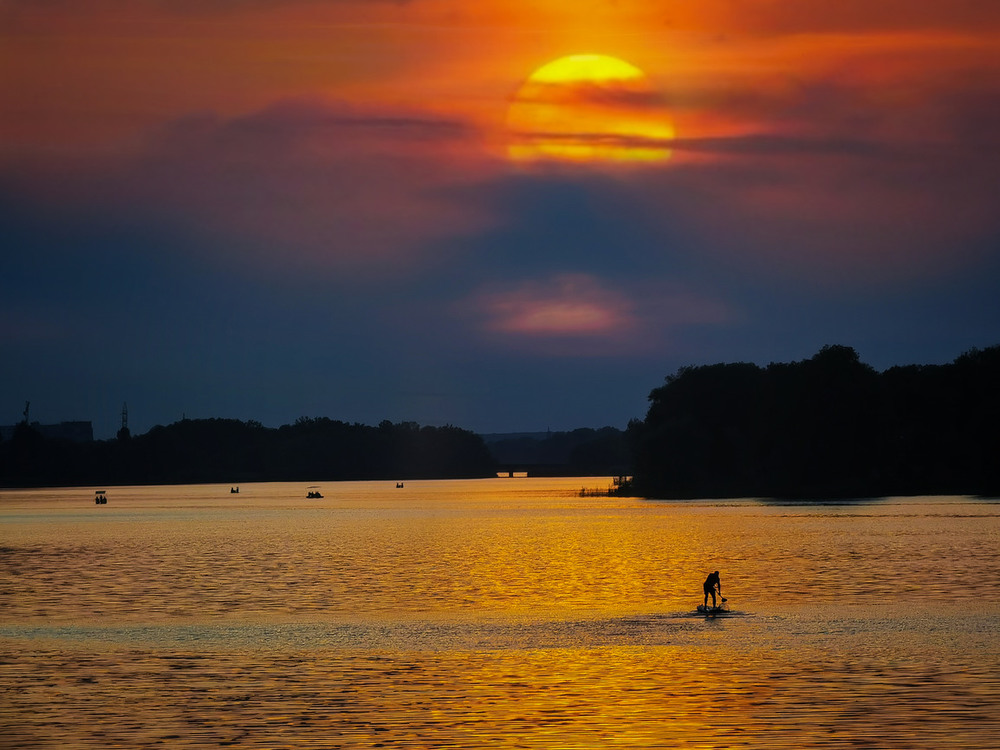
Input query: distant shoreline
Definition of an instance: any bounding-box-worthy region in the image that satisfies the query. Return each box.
[4,345,997,497]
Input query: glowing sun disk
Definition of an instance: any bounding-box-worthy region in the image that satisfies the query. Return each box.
[528,54,646,84]
[507,53,674,164]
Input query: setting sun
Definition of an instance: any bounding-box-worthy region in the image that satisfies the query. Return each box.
[507,54,675,164]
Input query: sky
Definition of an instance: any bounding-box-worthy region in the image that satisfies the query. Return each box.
[2,0,999,439]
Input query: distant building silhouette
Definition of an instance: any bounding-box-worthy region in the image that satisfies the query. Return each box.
[0,421,94,443]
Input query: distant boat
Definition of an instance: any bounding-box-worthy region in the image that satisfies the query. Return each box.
[230,486,240,494]
[306,486,323,499]
[94,490,107,505]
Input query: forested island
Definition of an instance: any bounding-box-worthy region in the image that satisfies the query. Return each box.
[629,344,1000,498]
[1,344,997,497]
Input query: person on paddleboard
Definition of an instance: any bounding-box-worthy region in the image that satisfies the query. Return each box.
[703,570,721,608]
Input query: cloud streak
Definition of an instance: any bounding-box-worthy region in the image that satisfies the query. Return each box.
[510,81,671,110]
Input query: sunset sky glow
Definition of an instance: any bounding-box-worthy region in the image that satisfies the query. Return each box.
[2,0,998,437]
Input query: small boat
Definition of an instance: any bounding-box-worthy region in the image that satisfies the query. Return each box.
[306,486,323,499]
[94,490,107,505]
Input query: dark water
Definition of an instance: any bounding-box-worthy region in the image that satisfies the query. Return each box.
[2,480,998,747]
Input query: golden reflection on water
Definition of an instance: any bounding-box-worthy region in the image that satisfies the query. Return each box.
[4,642,999,748]
[2,480,1000,747]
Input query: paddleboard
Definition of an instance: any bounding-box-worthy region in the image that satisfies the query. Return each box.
[696,604,728,615]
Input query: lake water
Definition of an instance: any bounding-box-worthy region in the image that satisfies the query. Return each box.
[2,479,999,748]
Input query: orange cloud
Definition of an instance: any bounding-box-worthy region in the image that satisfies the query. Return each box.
[478,275,634,337]
[466,274,733,356]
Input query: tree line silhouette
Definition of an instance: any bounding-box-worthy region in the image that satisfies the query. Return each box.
[0,418,498,487]
[0,417,638,487]
[628,344,1000,498]
[2,344,997,497]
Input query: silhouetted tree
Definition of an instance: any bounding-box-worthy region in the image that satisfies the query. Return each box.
[631,345,1000,498]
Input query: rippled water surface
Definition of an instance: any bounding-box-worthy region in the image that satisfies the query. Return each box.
[2,479,999,747]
